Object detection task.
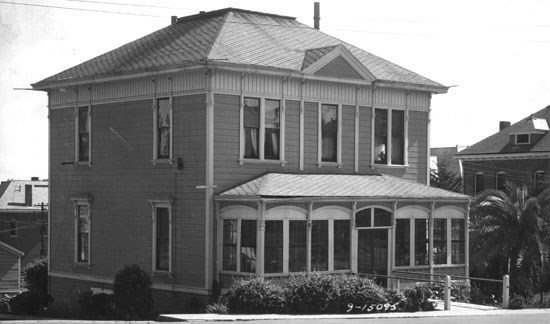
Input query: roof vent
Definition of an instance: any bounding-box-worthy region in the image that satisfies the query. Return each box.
[171,16,177,24]
[200,11,206,14]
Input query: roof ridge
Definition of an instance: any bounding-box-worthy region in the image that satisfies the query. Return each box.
[175,8,296,24]
[204,10,232,60]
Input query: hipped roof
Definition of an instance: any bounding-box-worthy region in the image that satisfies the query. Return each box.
[456,105,550,157]
[33,8,447,93]
[216,172,469,201]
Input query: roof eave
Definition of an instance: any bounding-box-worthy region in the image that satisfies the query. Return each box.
[214,195,470,202]
[455,151,550,160]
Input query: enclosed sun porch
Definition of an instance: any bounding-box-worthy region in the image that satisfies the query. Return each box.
[214,173,471,289]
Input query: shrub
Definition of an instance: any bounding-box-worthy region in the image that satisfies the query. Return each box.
[509,294,533,309]
[225,277,285,314]
[9,291,42,315]
[284,272,334,313]
[326,275,389,313]
[112,264,153,320]
[205,301,228,314]
[429,281,470,303]
[0,293,15,313]
[78,291,115,319]
[402,285,436,312]
[23,259,48,294]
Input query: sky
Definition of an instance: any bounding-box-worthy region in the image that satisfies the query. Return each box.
[1,0,549,181]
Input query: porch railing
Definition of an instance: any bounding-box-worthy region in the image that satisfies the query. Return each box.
[392,270,510,309]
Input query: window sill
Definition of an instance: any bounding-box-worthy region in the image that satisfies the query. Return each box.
[371,163,408,169]
[317,161,342,168]
[75,161,92,167]
[74,262,92,269]
[153,270,172,278]
[152,158,174,165]
[239,158,287,166]
[432,264,466,268]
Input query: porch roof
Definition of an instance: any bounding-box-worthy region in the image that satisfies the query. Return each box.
[215,173,470,201]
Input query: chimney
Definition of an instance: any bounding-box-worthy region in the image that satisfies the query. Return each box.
[31,176,39,181]
[499,121,511,131]
[171,16,178,24]
[25,184,33,206]
[314,2,320,30]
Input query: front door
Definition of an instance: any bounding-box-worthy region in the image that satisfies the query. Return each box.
[358,229,388,284]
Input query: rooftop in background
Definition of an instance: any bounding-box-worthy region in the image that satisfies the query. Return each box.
[455,105,550,158]
[217,172,469,200]
[32,7,447,93]
[0,179,48,211]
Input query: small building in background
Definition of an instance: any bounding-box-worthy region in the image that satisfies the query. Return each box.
[0,178,48,292]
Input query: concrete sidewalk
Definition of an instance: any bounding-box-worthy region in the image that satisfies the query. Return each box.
[157,302,550,322]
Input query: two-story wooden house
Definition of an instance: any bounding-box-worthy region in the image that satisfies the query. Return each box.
[32,8,469,314]
[456,106,550,196]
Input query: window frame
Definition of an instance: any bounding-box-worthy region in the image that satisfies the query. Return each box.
[372,107,408,167]
[152,97,173,164]
[239,96,285,165]
[75,105,92,165]
[533,170,545,194]
[515,133,530,145]
[495,171,506,191]
[9,219,18,237]
[474,172,484,195]
[72,197,92,267]
[394,207,429,269]
[151,200,172,274]
[433,207,467,266]
[317,103,342,167]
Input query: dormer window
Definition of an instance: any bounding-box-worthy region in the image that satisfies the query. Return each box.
[515,133,530,145]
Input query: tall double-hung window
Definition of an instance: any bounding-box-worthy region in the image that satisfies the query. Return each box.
[153,98,172,162]
[152,202,172,273]
[72,198,92,265]
[222,219,257,273]
[242,97,282,162]
[318,104,341,166]
[76,106,91,164]
[374,109,405,165]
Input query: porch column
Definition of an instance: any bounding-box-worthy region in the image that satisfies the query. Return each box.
[351,201,358,273]
[429,201,435,279]
[306,201,313,272]
[465,201,470,277]
[256,201,266,276]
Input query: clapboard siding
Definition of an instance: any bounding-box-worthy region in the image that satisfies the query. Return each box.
[49,94,206,288]
[0,250,19,292]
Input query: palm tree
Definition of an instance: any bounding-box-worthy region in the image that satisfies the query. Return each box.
[471,182,550,298]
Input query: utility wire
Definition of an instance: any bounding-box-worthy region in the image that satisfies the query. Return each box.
[62,0,197,11]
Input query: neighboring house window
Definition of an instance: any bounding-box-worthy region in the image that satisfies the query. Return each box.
[496,172,506,191]
[395,219,410,266]
[264,220,283,273]
[311,220,328,271]
[374,108,406,165]
[474,172,484,195]
[333,220,350,270]
[75,202,91,264]
[242,97,282,161]
[9,220,18,237]
[451,219,465,264]
[152,201,172,272]
[433,218,447,264]
[77,106,91,163]
[289,220,307,272]
[515,133,530,145]
[534,170,546,195]
[154,98,172,162]
[320,104,338,162]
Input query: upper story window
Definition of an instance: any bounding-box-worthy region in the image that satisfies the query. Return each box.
[318,104,341,167]
[241,97,282,163]
[515,133,530,145]
[474,172,484,195]
[374,108,406,166]
[321,104,338,162]
[76,106,91,164]
[153,98,172,162]
[496,172,506,191]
